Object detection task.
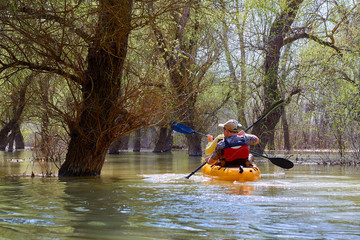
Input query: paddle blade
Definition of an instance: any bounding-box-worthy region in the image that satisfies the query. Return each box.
[170,121,195,135]
[269,157,294,169]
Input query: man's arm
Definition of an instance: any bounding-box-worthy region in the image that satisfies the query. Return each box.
[238,130,259,145]
[205,134,224,155]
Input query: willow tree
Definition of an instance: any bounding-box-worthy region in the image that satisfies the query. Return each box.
[248,0,347,153]
[59,0,135,176]
[293,3,360,157]
[0,1,166,176]
[150,0,219,155]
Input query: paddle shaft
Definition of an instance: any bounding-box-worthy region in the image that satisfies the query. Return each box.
[184,162,206,179]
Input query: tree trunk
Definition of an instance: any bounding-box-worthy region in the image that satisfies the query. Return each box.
[58,0,133,176]
[0,133,8,150]
[282,110,291,151]
[8,131,15,152]
[109,135,130,154]
[153,127,173,153]
[278,43,292,152]
[15,127,25,150]
[119,135,130,150]
[253,0,304,153]
[179,103,203,156]
[185,133,202,156]
[8,122,24,151]
[151,2,215,156]
[0,120,17,151]
[39,75,51,158]
[141,127,156,149]
[268,132,275,151]
[0,74,32,151]
[0,122,25,151]
[109,139,121,154]
[235,2,249,127]
[133,129,141,152]
[222,19,247,127]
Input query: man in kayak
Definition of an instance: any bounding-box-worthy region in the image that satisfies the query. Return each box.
[205,119,259,170]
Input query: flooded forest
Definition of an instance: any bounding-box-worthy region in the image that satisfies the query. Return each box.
[0,0,360,176]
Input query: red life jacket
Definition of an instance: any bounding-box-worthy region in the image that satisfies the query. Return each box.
[222,136,249,161]
[223,145,249,161]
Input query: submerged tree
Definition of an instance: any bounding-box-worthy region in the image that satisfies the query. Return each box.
[58,0,135,176]
[0,0,167,176]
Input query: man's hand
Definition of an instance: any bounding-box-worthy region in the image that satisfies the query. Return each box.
[207,134,214,142]
[238,130,245,136]
[205,156,216,165]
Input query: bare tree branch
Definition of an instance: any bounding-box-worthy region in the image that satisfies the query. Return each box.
[0,4,92,42]
[0,60,82,84]
[284,32,342,55]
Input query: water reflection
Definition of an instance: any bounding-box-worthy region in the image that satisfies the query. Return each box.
[203,179,255,195]
[60,178,130,239]
[0,151,359,239]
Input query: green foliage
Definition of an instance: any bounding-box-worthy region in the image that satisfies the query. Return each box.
[0,0,360,160]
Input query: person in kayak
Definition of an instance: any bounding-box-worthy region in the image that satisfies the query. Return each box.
[205,119,259,169]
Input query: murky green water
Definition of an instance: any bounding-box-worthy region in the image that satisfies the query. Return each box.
[0,150,359,239]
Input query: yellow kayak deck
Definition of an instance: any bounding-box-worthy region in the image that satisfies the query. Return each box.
[202,163,261,182]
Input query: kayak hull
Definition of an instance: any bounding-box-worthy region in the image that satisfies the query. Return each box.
[202,163,261,182]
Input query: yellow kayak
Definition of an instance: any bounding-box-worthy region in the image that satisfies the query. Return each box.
[202,163,261,182]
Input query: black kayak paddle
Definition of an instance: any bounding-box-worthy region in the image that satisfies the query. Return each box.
[249,151,294,169]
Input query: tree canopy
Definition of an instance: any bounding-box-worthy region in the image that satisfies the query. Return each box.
[0,0,359,176]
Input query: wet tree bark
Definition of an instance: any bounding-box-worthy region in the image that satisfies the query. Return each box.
[181,108,202,155]
[58,0,133,176]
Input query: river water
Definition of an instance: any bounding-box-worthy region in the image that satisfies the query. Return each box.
[0,150,359,240]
